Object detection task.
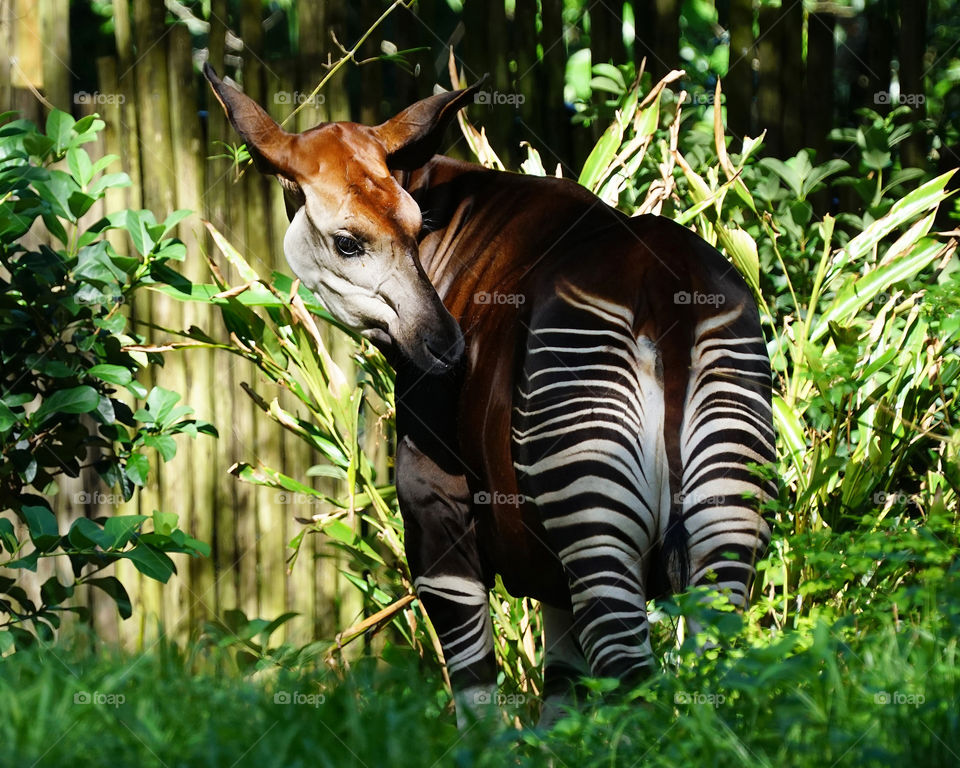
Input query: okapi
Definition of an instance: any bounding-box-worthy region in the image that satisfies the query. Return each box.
[204,65,776,727]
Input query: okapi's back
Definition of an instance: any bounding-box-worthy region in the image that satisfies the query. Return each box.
[406,157,774,605]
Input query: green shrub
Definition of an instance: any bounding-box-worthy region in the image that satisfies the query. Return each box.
[0,110,215,649]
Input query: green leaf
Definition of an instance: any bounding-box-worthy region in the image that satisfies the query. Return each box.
[125,453,150,486]
[40,575,74,606]
[88,172,131,197]
[6,550,40,571]
[68,517,113,550]
[87,364,133,386]
[578,117,625,192]
[33,385,100,424]
[67,146,94,187]
[832,171,955,275]
[812,239,945,343]
[145,387,182,425]
[0,518,19,553]
[122,545,175,583]
[45,110,75,154]
[103,515,147,548]
[88,576,133,619]
[160,209,191,238]
[124,209,156,255]
[20,505,59,552]
[0,401,18,433]
[152,510,179,536]
[143,434,177,462]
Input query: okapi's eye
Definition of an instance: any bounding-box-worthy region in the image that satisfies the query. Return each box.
[333,234,363,258]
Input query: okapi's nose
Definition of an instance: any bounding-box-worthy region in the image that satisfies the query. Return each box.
[426,332,464,370]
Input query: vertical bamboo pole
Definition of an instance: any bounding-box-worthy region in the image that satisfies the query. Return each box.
[268,57,313,646]
[240,0,278,628]
[167,22,219,636]
[38,0,70,109]
[206,0,241,619]
[130,0,178,644]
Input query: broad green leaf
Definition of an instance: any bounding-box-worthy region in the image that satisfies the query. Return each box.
[20,505,59,551]
[152,510,179,536]
[144,387,182,425]
[122,545,175,583]
[716,226,760,294]
[68,517,113,550]
[103,515,147,548]
[67,146,94,187]
[40,575,74,605]
[161,209,192,238]
[45,110,75,154]
[0,518,18,553]
[144,434,177,462]
[579,117,626,192]
[88,576,132,619]
[33,385,100,424]
[125,453,150,486]
[0,401,17,433]
[87,364,133,386]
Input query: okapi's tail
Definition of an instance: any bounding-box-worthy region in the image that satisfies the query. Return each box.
[661,502,690,592]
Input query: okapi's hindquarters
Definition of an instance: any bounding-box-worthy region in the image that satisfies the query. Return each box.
[676,301,777,629]
[513,282,672,686]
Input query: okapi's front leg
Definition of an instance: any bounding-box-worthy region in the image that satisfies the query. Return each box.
[396,434,497,728]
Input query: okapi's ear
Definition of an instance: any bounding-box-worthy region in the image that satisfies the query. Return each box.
[376,78,486,171]
[203,63,297,179]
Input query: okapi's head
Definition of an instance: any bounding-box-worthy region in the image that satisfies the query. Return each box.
[203,64,478,374]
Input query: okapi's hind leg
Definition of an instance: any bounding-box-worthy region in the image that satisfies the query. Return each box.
[396,435,497,728]
[675,304,777,646]
[514,287,669,687]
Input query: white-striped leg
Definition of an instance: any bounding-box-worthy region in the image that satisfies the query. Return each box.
[414,575,497,727]
[678,306,776,644]
[514,284,666,684]
[539,604,589,728]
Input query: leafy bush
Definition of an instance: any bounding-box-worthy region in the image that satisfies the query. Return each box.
[0,110,215,649]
